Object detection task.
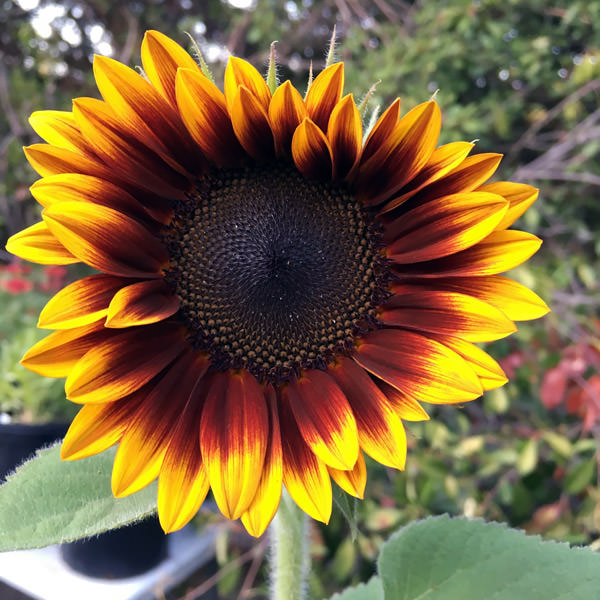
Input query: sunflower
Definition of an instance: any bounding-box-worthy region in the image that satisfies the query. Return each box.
[6,31,548,537]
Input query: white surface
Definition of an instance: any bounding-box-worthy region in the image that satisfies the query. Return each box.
[0,526,216,600]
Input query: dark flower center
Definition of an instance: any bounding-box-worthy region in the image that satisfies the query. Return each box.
[164,164,389,384]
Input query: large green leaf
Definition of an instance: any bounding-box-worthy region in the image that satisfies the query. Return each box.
[0,443,158,551]
[378,515,600,600]
[329,577,383,600]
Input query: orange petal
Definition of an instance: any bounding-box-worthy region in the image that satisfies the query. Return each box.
[21,321,112,377]
[412,152,503,205]
[380,141,474,213]
[285,369,358,470]
[354,329,483,404]
[241,386,283,537]
[279,390,332,523]
[328,452,367,499]
[305,63,344,132]
[112,351,205,497]
[6,221,79,265]
[382,286,517,342]
[65,322,187,403]
[92,55,202,174]
[230,85,274,160]
[375,380,430,421]
[419,275,549,321]
[175,67,244,167]
[30,173,153,224]
[23,145,175,224]
[327,94,362,180]
[73,97,188,196]
[291,117,333,180]
[200,370,269,520]
[479,181,539,230]
[141,30,202,108]
[24,144,98,178]
[224,56,271,113]
[357,101,441,205]
[61,391,145,460]
[268,80,308,157]
[328,357,406,470]
[395,230,542,278]
[156,358,212,532]
[42,201,168,277]
[426,334,508,391]
[386,192,508,263]
[38,274,130,329]
[29,110,89,154]
[358,99,401,171]
[105,279,179,328]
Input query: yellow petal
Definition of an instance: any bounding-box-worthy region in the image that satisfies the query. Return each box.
[6,221,79,265]
[291,117,333,180]
[229,85,274,160]
[105,279,179,328]
[240,387,283,537]
[29,110,87,153]
[38,274,127,329]
[175,67,243,166]
[327,94,362,180]
[224,56,271,112]
[328,452,367,499]
[21,322,110,378]
[200,371,269,520]
[61,399,141,461]
[65,323,186,403]
[268,80,308,157]
[430,335,508,391]
[354,329,483,405]
[280,393,332,523]
[305,63,344,131]
[479,181,539,230]
[381,141,474,213]
[286,369,359,470]
[112,352,202,497]
[141,30,201,107]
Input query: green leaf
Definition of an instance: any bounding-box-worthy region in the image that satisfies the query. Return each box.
[329,576,383,600]
[378,515,600,599]
[0,443,158,551]
[332,483,359,541]
[565,456,597,494]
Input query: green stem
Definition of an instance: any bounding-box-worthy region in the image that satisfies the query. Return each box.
[269,490,310,600]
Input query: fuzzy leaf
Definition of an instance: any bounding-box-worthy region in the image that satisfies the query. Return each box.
[329,577,383,600]
[378,515,600,599]
[0,442,157,551]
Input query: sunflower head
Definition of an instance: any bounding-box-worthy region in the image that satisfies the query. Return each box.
[6,30,548,537]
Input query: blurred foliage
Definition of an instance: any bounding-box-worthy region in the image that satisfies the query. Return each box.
[0,262,77,421]
[0,0,599,598]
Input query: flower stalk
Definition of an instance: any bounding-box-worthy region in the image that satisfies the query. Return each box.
[269,490,310,600]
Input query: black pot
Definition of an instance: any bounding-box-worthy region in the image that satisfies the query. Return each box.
[60,516,168,579]
[0,421,69,483]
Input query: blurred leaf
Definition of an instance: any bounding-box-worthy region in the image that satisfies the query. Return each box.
[365,507,402,533]
[331,537,357,583]
[517,438,539,476]
[0,443,157,551]
[378,515,600,599]
[565,456,597,494]
[543,431,573,459]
